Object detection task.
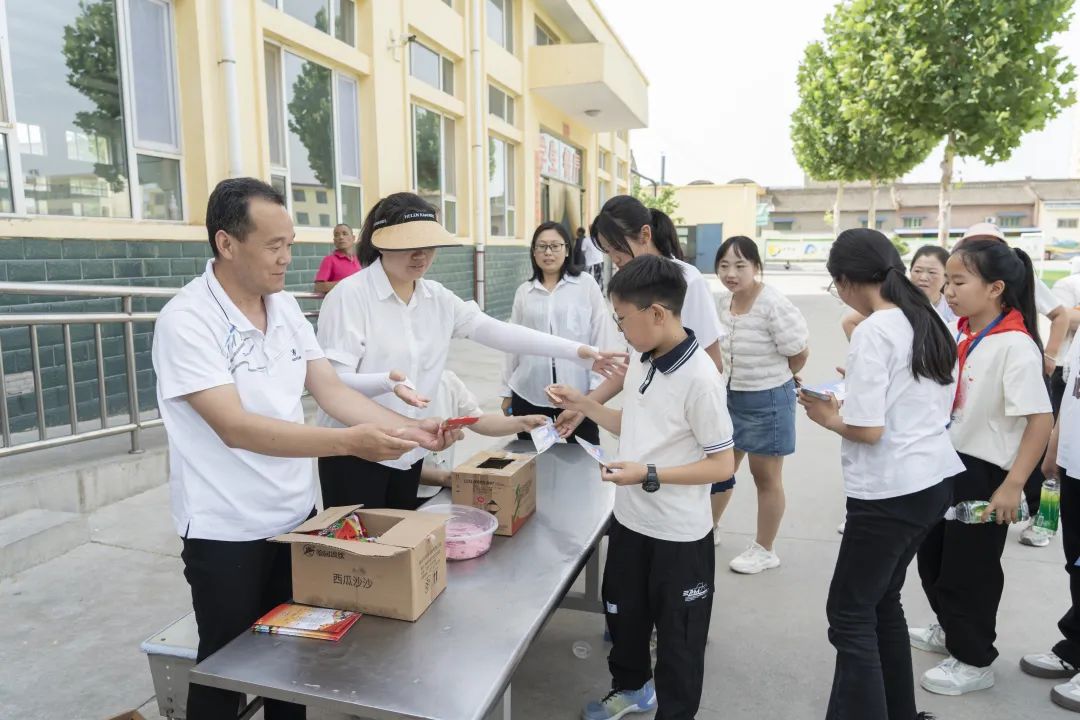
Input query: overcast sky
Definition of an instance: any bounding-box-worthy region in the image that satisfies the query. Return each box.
[595,0,1080,188]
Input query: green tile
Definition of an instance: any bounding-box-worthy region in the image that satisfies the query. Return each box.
[182,242,211,258]
[7,260,46,282]
[45,260,83,282]
[169,258,197,276]
[62,239,98,260]
[95,240,129,259]
[0,263,7,282]
[0,238,24,260]
[114,259,143,279]
[155,241,183,258]
[24,239,63,260]
[80,259,115,280]
[127,241,160,258]
[142,258,171,277]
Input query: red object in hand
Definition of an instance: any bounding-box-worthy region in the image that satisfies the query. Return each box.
[442,416,480,431]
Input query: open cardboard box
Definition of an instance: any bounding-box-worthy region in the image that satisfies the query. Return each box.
[272,505,447,622]
[452,450,537,536]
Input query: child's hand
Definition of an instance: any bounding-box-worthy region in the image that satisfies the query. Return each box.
[389,370,430,408]
[554,409,585,438]
[410,418,463,451]
[601,461,647,486]
[516,415,550,433]
[500,397,512,414]
[546,384,586,411]
[577,347,629,379]
[985,484,1025,525]
[797,391,840,428]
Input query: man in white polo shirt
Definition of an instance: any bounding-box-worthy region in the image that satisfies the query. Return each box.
[152,178,453,720]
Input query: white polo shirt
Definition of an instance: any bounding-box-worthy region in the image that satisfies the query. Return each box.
[502,272,620,407]
[615,331,734,542]
[839,309,964,500]
[948,324,1052,470]
[418,370,483,499]
[152,260,324,541]
[316,258,588,470]
[1056,331,1080,476]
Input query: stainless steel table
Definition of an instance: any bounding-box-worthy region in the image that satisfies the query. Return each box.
[189,442,614,720]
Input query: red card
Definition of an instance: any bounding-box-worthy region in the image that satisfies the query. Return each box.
[442,416,480,431]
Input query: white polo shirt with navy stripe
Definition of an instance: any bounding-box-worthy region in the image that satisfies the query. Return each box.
[615,329,734,542]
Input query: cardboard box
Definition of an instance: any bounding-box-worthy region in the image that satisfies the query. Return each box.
[452,450,537,536]
[272,506,447,622]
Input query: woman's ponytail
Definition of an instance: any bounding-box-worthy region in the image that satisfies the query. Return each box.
[954,239,1045,356]
[648,208,685,261]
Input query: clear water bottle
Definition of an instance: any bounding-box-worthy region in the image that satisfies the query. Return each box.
[1033,479,1061,536]
[945,498,1031,524]
[572,640,592,659]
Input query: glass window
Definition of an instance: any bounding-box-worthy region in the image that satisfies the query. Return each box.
[410,41,452,95]
[616,160,627,180]
[283,0,330,33]
[903,216,923,229]
[315,190,327,204]
[293,188,305,202]
[265,45,286,167]
[336,75,360,181]
[0,135,13,213]
[487,0,512,52]
[284,52,336,227]
[296,211,310,225]
[137,154,181,220]
[333,0,355,45]
[341,184,362,228]
[270,174,287,198]
[1060,218,1079,229]
[489,85,513,124]
[999,215,1023,228]
[598,180,609,208]
[773,220,793,231]
[489,137,515,237]
[9,0,131,217]
[129,0,178,151]
[319,212,331,226]
[411,105,456,234]
[599,150,609,172]
[535,19,557,46]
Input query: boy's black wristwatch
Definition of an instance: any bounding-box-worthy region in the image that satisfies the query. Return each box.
[643,464,660,493]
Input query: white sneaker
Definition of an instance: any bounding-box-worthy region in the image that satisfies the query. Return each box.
[713,524,722,547]
[729,542,780,574]
[1021,651,1078,679]
[909,624,947,654]
[920,657,995,696]
[837,520,846,535]
[1019,519,1052,547]
[1053,672,1080,712]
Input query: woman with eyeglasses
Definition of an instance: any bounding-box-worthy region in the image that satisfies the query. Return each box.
[500,222,620,444]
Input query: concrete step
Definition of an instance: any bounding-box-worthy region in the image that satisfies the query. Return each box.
[0,508,88,576]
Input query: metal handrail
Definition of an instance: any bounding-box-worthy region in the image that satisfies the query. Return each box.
[0,280,323,458]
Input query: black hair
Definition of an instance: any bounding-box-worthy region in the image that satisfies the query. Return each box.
[576,227,586,237]
[826,229,956,385]
[607,254,687,316]
[529,222,582,282]
[356,192,439,266]
[334,223,353,233]
[205,177,286,257]
[590,195,685,261]
[911,244,949,270]
[952,238,1044,355]
[715,235,762,271]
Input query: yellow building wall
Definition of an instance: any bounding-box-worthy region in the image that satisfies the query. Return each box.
[673,183,763,239]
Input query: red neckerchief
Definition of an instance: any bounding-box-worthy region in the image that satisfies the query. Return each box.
[953,309,1031,412]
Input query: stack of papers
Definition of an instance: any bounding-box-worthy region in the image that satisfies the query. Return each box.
[252,603,361,641]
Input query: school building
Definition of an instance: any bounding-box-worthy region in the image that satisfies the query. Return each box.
[0,0,647,434]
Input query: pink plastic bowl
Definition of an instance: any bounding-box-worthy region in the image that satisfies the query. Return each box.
[419,504,500,560]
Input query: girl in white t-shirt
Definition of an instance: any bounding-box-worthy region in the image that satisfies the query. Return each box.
[799,229,961,720]
[554,196,725,435]
[910,238,1053,696]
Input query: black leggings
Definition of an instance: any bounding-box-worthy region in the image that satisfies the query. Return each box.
[318,456,424,510]
[510,391,600,445]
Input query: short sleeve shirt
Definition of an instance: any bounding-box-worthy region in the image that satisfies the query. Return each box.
[672,258,725,351]
[153,260,324,541]
[315,250,361,283]
[418,371,484,499]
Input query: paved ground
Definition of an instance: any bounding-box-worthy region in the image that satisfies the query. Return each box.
[1,271,1075,719]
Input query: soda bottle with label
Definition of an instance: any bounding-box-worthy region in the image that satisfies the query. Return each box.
[1033,479,1061,537]
[945,499,1031,524]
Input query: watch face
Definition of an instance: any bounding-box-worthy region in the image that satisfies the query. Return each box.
[643,477,660,493]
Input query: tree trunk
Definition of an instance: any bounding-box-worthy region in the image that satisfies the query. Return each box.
[867,178,878,230]
[833,182,844,237]
[937,134,956,246]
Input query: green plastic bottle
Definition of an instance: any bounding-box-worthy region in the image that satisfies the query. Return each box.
[1033,479,1061,536]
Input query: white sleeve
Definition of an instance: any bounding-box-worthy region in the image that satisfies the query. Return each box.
[840,325,889,427]
[686,378,734,454]
[1053,279,1080,309]
[682,274,724,348]
[315,287,366,371]
[768,293,809,358]
[152,310,233,400]
[1002,340,1053,417]
[500,286,526,398]
[336,371,397,398]
[467,313,591,367]
[1036,280,1064,316]
[452,375,484,418]
[587,278,620,390]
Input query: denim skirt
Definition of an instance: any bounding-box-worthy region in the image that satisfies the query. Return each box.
[727,378,797,456]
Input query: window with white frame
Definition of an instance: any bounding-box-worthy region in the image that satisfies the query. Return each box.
[410,41,454,96]
[598,150,610,173]
[412,104,456,233]
[487,0,513,53]
[488,85,514,124]
[535,18,557,46]
[598,180,609,207]
[616,160,627,181]
[489,136,514,237]
[1059,218,1079,229]
[0,0,183,219]
[266,0,356,46]
[998,215,1023,228]
[902,216,923,229]
[265,43,363,229]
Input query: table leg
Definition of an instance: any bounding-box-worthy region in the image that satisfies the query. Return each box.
[483,684,511,720]
[558,540,605,614]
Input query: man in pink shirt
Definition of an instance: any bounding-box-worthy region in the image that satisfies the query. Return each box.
[314,223,361,293]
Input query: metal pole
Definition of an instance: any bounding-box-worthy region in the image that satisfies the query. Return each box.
[63,324,77,435]
[0,334,10,448]
[123,296,142,453]
[94,324,107,429]
[470,0,487,310]
[30,326,45,441]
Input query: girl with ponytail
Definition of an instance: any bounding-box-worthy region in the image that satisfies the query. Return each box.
[799,229,962,719]
[909,238,1053,696]
[554,195,725,438]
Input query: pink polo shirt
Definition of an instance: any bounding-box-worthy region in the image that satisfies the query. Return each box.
[315,250,361,283]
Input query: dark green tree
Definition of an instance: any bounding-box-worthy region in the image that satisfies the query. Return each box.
[287,11,335,189]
